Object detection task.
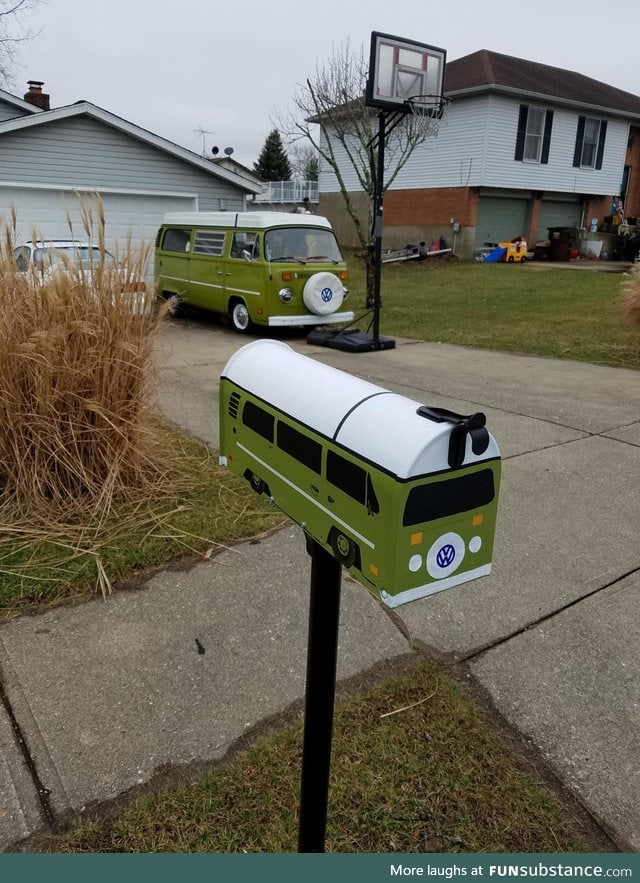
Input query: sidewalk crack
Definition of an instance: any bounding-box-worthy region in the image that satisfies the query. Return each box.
[456,564,640,666]
[0,666,57,831]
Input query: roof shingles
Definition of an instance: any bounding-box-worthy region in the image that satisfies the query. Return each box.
[445,50,640,117]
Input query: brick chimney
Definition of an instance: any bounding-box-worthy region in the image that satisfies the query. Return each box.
[23,80,50,110]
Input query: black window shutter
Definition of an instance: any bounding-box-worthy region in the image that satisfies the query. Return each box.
[595,120,607,169]
[573,116,586,167]
[514,105,528,161]
[541,110,554,164]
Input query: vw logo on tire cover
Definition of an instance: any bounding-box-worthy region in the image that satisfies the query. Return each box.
[302,272,345,315]
[426,532,465,579]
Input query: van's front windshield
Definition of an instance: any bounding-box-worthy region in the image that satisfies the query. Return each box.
[265,227,344,264]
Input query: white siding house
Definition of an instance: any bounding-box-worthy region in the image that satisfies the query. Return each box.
[0,84,261,272]
[318,50,640,259]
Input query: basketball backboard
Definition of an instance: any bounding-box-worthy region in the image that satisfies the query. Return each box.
[365,31,446,115]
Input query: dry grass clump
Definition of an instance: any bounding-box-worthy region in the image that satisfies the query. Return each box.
[619,263,640,329]
[0,207,171,529]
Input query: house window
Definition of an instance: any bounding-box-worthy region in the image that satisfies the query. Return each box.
[573,116,608,169]
[514,105,553,165]
[524,108,545,162]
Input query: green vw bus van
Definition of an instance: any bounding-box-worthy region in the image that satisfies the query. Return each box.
[154,212,353,333]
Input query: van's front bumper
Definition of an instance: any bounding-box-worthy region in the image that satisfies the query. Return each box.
[268,311,355,327]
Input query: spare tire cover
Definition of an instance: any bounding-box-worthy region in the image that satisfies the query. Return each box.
[302,272,345,315]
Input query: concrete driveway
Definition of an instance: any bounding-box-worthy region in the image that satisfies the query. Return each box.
[0,313,638,852]
[154,315,640,849]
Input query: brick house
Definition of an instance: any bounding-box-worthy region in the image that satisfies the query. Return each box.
[318,50,640,259]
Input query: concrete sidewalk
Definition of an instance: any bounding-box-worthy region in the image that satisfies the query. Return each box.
[1,322,639,851]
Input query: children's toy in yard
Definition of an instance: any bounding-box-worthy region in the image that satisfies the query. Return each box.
[219,339,501,609]
[483,236,528,263]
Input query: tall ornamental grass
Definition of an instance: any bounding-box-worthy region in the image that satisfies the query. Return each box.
[620,263,640,332]
[0,209,171,526]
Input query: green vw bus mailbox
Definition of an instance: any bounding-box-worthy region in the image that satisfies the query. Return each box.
[219,341,501,608]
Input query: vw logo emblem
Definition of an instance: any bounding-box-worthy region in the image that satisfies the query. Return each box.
[321,287,333,303]
[427,532,464,580]
[436,544,456,568]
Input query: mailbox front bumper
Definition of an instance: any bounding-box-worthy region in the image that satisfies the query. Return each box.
[379,563,492,608]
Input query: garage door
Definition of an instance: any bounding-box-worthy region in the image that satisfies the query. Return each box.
[535,198,583,240]
[475,196,530,248]
[0,186,198,279]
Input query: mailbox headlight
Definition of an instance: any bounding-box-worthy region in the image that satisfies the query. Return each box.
[278,287,294,304]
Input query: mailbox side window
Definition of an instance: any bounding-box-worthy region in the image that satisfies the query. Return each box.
[276,421,321,474]
[402,468,495,526]
[326,451,379,514]
[242,401,275,442]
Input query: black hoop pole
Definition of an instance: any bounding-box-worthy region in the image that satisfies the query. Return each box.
[372,110,386,350]
[297,536,343,853]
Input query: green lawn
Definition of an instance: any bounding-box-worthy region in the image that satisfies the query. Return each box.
[346,259,639,368]
[49,659,607,854]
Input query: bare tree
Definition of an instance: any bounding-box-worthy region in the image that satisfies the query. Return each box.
[288,142,319,181]
[278,41,442,307]
[0,0,44,88]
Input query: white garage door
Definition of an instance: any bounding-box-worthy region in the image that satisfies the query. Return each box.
[0,186,198,278]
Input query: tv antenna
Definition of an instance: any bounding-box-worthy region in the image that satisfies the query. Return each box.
[194,126,213,156]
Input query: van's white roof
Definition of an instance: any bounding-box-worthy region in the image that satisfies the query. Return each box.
[221,341,500,479]
[162,211,333,230]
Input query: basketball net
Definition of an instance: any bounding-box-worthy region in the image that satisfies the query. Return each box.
[404,94,451,138]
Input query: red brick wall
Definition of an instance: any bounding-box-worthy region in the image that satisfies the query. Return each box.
[527,196,542,245]
[384,187,478,226]
[624,126,640,220]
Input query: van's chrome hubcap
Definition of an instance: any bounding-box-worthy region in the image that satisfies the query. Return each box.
[233,303,249,330]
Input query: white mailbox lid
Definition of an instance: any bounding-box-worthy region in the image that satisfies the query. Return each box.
[221,340,499,478]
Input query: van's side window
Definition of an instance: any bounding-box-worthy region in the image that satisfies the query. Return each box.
[193,230,226,256]
[162,228,191,253]
[230,232,260,261]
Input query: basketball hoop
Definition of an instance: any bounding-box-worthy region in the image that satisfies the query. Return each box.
[357,32,449,353]
[405,93,451,135]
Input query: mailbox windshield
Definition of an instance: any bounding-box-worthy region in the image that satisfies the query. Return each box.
[265,227,344,263]
[402,469,495,526]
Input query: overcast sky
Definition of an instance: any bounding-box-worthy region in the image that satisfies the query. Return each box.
[11,0,640,169]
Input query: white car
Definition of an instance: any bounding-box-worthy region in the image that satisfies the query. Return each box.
[14,240,115,276]
[13,240,149,313]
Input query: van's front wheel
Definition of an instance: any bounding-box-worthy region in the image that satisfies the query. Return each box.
[230,299,251,333]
